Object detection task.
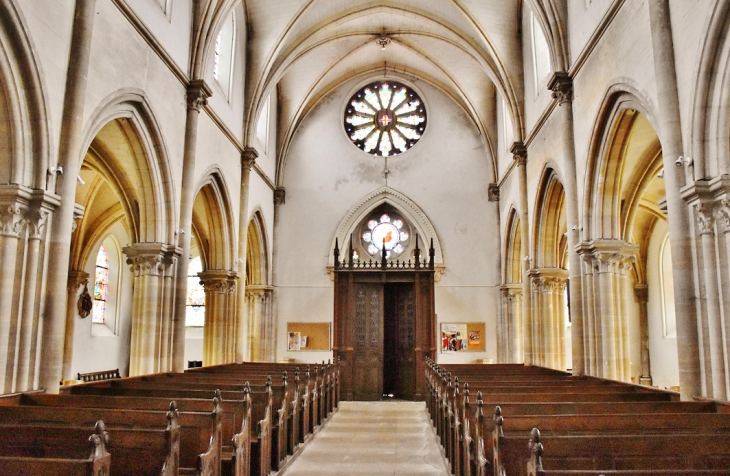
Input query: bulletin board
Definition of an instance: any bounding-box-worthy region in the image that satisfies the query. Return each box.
[440,322,486,352]
[286,322,331,351]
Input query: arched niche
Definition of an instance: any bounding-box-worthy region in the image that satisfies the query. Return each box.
[327,187,444,280]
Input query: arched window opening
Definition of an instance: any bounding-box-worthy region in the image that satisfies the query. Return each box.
[256,95,271,153]
[92,245,109,324]
[659,235,676,338]
[186,256,205,327]
[213,12,236,99]
[530,11,552,93]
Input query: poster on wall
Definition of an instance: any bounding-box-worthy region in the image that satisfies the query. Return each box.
[288,332,301,351]
[441,322,486,352]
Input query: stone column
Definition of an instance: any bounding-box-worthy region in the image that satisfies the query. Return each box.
[0,189,29,393]
[235,149,257,362]
[544,278,556,369]
[511,143,533,365]
[528,271,542,365]
[548,72,585,376]
[555,279,568,370]
[578,245,597,375]
[159,246,181,372]
[648,0,701,400]
[269,188,285,362]
[617,255,634,382]
[594,250,619,380]
[39,0,98,394]
[172,80,213,373]
[634,285,652,386]
[248,288,265,361]
[225,274,238,362]
[696,204,726,399]
[124,244,165,376]
[200,270,230,366]
[716,200,730,396]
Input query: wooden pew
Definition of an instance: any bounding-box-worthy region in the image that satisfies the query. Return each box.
[0,420,111,476]
[424,358,730,476]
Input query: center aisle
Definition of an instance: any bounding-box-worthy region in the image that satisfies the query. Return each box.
[280,401,450,476]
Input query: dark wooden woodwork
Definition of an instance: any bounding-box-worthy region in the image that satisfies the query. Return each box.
[333,237,436,401]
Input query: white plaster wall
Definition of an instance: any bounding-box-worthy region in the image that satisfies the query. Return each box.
[646,219,680,389]
[125,0,192,72]
[71,221,133,378]
[275,76,500,364]
[185,327,204,364]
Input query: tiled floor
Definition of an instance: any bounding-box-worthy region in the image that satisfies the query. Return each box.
[281,401,450,475]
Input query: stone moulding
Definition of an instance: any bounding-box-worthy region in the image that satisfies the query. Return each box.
[327,186,444,280]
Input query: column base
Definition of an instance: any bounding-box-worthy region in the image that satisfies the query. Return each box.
[639,376,653,386]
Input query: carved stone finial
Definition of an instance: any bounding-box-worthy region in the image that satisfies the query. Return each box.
[186,79,212,112]
[548,71,573,105]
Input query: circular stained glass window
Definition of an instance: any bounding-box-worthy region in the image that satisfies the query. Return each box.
[362,214,410,259]
[344,81,427,157]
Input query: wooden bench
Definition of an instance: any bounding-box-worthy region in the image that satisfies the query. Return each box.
[0,420,111,476]
[424,358,730,476]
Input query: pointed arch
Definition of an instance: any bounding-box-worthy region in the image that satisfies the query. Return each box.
[532,167,567,269]
[246,210,269,286]
[582,82,660,241]
[79,89,176,244]
[503,207,522,284]
[193,168,237,271]
[328,187,444,268]
[690,0,730,178]
[0,0,52,187]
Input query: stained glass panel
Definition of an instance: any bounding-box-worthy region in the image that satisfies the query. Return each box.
[344,81,427,157]
[186,257,205,327]
[92,245,109,324]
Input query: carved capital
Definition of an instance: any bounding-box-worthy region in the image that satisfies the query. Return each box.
[0,202,28,237]
[67,270,90,292]
[186,80,212,112]
[123,243,167,277]
[27,207,50,239]
[696,203,715,235]
[274,187,286,206]
[199,270,231,294]
[716,199,730,233]
[510,142,527,166]
[242,147,258,171]
[592,251,620,273]
[548,72,573,105]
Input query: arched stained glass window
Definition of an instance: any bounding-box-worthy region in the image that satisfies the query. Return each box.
[344,81,427,157]
[92,245,109,324]
[186,256,205,327]
[213,12,236,99]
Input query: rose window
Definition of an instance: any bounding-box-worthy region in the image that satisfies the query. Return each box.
[362,214,410,258]
[344,81,427,157]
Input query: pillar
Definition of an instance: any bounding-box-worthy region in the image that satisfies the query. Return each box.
[172,80,213,373]
[235,149,257,362]
[124,244,165,376]
[0,189,29,393]
[548,72,585,376]
[511,143,533,365]
[696,204,726,399]
[60,270,89,382]
[594,250,619,379]
[39,0,98,393]
[634,285,652,386]
[200,270,230,366]
[648,0,702,400]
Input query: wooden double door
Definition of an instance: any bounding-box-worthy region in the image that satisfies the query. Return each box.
[334,271,435,401]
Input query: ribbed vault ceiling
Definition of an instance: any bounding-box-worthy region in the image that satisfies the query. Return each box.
[240,0,526,180]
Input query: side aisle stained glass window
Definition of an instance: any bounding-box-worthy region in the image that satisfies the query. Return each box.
[186,256,205,327]
[344,81,427,157]
[93,245,109,324]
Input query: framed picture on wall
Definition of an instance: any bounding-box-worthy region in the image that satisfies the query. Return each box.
[441,322,486,352]
[287,331,301,351]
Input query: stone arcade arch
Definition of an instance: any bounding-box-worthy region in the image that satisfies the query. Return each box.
[246,210,272,362]
[499,207,523,364]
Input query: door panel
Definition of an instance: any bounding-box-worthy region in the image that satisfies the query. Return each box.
[352,283,383,400]
[384,284,416,399]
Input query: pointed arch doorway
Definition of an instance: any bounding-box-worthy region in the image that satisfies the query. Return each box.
[333,241,436,401]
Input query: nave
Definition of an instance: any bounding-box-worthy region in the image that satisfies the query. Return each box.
[280,401,449,476]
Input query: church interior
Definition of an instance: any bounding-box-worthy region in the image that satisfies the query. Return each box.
[2,0,730,473]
